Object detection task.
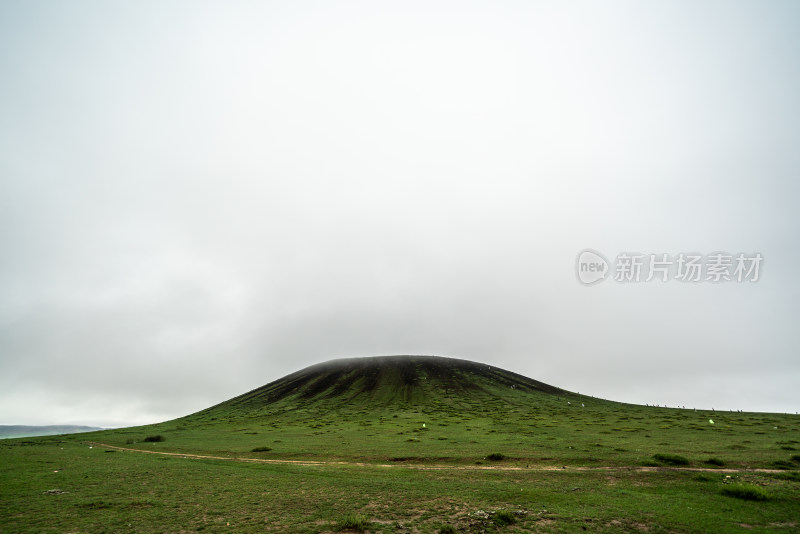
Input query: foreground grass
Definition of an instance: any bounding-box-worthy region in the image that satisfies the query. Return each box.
[2,436,799,533]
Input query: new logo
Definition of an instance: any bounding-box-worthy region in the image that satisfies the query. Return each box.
[576,249,609,285]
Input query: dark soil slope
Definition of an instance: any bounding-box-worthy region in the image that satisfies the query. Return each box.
[199,355,564,415]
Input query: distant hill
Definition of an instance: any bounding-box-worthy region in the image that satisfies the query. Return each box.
[0,425,103,439]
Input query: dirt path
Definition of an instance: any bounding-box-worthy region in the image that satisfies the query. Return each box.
[87,442,787,474]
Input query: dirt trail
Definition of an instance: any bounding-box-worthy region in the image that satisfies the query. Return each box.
[87,443,787,474]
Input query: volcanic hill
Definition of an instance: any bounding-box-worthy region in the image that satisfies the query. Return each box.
[83,355,800,471]
[192,355,568,418]
[123,355,590,460]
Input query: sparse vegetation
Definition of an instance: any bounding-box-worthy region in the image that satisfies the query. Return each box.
[722,483,770,501]
[493,510,516,526]
[653,453,689,466]
[336,513,371,531]
[438,525,457,534]
[77,500,113,509]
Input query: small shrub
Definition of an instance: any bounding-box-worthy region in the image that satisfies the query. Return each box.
[493,510,516,526]
[722,483,769,501]
[143,435,164,443]
[439,525,457,534]
[791,454,800,463]
[693,474,712,482]
[337,513,371,532]
[704,457,725,466]
[77,500,113,509]
[653,453,689,466]
[251,447,272,452]
[771,460,794,470]
[486,453,506,461]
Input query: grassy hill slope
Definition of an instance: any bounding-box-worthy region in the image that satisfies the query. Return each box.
[92,356,800,470]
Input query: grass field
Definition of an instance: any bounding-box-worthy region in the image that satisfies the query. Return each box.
[2,356,799,532]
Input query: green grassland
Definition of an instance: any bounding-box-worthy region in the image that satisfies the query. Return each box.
[2,356,799,532]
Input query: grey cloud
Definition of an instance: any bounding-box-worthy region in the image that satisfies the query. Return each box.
[1,1,799,426]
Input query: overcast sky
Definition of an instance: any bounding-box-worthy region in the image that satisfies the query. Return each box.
[1,1,798,428]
